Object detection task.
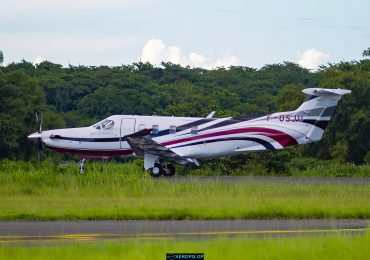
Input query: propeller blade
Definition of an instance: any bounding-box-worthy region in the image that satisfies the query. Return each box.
[37,150,41,164]
[37,138,44,150]
[39,113,43,133]
[36,112,39,132]
[34,112,44,163]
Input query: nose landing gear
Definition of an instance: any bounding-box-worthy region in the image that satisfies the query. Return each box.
[79,158,86,174]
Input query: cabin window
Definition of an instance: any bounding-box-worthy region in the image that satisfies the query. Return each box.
[169,125,176,134]
[138,124,146,130]
[152,125,159,135]
[191,126,198,135]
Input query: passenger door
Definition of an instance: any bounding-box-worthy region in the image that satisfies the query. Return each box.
[120,118,136,149]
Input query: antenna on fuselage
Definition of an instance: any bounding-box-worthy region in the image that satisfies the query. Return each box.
[206,111,216,118]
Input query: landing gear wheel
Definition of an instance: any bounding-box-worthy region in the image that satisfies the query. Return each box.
[163,164,176,177]
[149,163,164,177]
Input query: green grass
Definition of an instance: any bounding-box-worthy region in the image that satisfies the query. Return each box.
[0,160,369,220]
[1,233,370,260]
[290,162,370,177]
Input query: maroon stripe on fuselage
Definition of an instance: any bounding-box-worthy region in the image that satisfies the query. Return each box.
[161,127,298,147]
[45,144,133,156]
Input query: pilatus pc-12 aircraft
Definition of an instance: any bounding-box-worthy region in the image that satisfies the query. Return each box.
[28,88,350,177]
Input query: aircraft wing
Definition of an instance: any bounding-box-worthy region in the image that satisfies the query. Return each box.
[124,129,189,165]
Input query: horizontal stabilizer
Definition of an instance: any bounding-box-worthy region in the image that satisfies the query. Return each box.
[302,88,351,96]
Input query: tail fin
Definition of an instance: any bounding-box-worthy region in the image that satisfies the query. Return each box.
[297,88,351,142]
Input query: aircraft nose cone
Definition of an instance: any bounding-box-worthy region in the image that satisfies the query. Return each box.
[28,132,41,141]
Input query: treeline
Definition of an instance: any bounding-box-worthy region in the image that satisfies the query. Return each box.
[0,49,369,172]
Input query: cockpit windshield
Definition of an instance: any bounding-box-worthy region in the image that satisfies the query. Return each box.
[93,119,115,130]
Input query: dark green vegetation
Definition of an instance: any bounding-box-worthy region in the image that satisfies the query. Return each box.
[0,49,369,173]
[1,233,370,260]
[0,161,369,220]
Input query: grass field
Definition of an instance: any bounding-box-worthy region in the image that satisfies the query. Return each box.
[0,160,369,220]
[1,232,370,260]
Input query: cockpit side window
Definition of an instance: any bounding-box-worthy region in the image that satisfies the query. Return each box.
[102,120,114,130]
[94,119,114,130]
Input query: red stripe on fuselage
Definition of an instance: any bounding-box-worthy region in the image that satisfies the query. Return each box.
[161,127,298,147]
[45,144,133,156]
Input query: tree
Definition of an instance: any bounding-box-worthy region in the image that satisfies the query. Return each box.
[275,83,306,111]
[0,56,368,165]
[362,47,370,58]
[0,50,3,65]
[0,71,44,158]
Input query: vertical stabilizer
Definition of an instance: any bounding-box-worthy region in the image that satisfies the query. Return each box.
[297,88,351,142]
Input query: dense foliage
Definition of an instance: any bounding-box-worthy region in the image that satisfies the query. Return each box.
[0,50,369,172]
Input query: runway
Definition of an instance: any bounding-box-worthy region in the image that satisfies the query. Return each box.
[0,219,368,244]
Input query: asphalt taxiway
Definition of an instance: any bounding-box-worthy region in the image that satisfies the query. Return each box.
[0,219,368,244]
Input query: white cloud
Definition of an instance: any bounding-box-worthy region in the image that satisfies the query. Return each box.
[141,39,166,65]
[32,56,44,66]
[298,48,330,70]
[140,39,239,69]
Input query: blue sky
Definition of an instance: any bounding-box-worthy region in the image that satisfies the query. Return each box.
[1,0,369,69]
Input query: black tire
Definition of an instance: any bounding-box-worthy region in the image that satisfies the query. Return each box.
[163,164,176,177]
[149,163,163,177]
[80,167,86,174]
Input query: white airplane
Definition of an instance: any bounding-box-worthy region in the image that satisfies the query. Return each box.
[28,88,351,177]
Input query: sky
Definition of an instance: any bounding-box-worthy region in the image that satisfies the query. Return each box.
[0,0,369,70]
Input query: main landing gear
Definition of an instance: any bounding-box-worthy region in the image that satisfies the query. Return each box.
[148,163,176,177]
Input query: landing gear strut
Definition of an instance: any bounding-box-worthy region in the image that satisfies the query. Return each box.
[148,163,176,177]
[79,158,86,174]
[163,164,176,177]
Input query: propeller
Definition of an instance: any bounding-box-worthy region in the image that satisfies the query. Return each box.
[36,112,43,134]
[34,112,44,162]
